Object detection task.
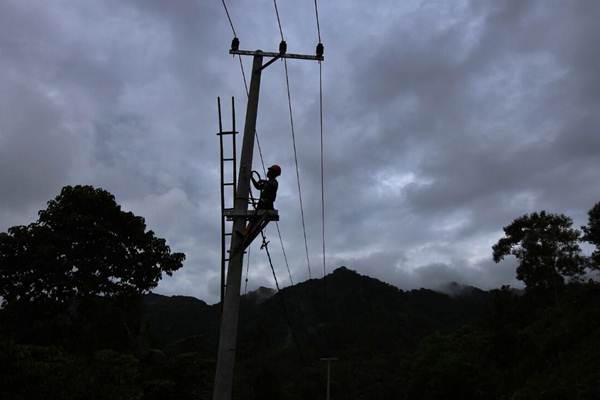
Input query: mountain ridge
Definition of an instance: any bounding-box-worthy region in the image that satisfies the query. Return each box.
[150,266,490,306]
[141,266,492,358]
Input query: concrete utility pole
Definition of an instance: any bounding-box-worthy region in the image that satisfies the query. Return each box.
[213,53,263,400]
[320,357,338,400]
[212,42,323,400]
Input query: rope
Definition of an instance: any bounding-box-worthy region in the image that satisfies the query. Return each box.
[313,0,322,43]
[283,58,312,279]
[221,0,237,37]
[272,0,285,40]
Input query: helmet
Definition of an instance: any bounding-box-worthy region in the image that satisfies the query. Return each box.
[268,164,281,177]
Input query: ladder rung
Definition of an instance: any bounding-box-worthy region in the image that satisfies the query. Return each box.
[223,182,235,186]
[224,232,232,236]
[222,158,235,162]
[217,131,238,136]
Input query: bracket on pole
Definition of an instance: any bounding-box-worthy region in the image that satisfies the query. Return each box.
[259,55,281,71]
[230,49,324,62]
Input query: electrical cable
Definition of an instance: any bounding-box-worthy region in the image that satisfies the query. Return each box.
[319,62,326,280]
[221,2,294,287]
[221,0,237,38]
[313,0,322,43]
[283,58,312,279]
[239,55,294,286]
[238,56,265,174]
[270,0,314,280]
[274,220,293,285]
[272,0,285,41]
[310,0,333,360]
[223,0,333,366]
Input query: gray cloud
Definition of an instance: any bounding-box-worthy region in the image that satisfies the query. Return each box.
[1,0,599,303]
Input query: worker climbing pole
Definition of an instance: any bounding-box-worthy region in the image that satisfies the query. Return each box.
[213,6,324,400]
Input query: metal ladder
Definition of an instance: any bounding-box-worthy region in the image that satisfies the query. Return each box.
[217,97,237,308]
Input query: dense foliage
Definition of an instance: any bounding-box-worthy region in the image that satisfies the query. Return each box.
[492,211,584,292]
[0,185,184,308]
[583,202,600,267]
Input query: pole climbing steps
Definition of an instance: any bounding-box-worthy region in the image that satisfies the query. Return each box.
[217,96,238,308]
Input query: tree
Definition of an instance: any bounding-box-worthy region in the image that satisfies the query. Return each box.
[0,185,185,308]
[492,211,583,292]
[582,202,600,268]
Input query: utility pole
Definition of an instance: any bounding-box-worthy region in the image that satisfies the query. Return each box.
[320,357,338,400]
[212,40,323,400]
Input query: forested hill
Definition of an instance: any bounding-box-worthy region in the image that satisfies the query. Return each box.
[3,266,600,399]
[137,266,496,398]
[140,266,491,358]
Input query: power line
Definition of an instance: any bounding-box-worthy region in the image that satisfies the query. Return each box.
[216,1,326,391]
[220,2,294,287]
[270,0,313,279]
[274,221,293,285]
[313,0,322,43]
[239,55,295,287]
[272,0,285,41]
[283,58,312,279]
[238,55,249,95]
[319,61,326,279]
[221,0,237,38]
[237,55,265,174]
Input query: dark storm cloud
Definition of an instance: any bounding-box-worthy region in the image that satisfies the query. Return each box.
[311,0,600,290]
[1,0,599,302]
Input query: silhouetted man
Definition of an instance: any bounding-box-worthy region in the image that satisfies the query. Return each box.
[243,164,280,237]
[251,164,280,210]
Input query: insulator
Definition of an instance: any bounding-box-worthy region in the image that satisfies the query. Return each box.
[231,37,240,52]
[316,42,324,58]
[279,40,287,55]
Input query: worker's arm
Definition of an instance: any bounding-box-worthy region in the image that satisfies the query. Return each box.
[251,177,264,190]
[251,171,263,189]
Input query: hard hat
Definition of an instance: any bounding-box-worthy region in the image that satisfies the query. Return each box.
[268,164,281,176]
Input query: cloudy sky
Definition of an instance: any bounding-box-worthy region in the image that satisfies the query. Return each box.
[1,0,599,303]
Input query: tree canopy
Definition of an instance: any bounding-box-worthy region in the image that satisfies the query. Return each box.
[492,211,583,291]
[0,185,185,308]
[582,202,600,268]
